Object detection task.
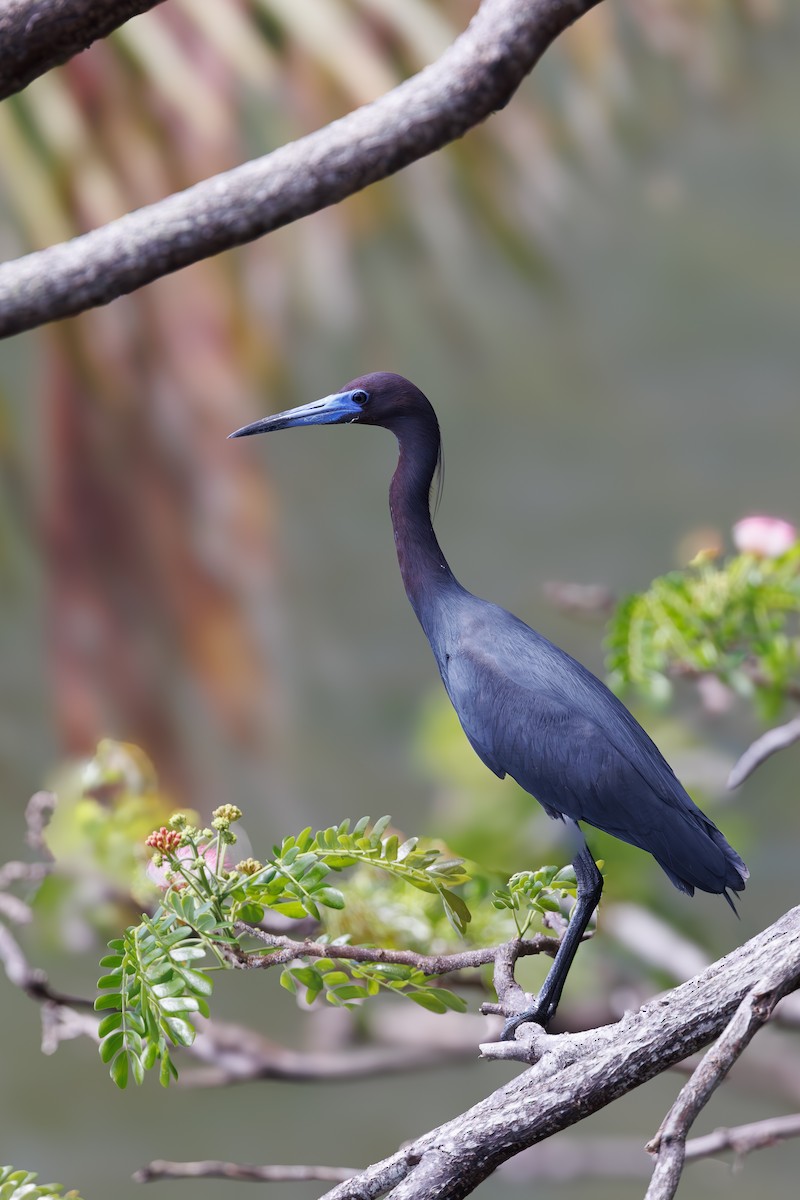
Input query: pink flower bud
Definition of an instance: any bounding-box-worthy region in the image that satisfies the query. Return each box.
[732,515,797,559]
[145,826,183,853]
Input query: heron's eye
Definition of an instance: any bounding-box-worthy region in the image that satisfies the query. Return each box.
[352,389,368,406]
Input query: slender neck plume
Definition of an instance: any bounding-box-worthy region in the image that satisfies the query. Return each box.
[387,411,458,627]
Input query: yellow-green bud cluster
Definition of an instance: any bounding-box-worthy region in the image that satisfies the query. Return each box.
[212,804,242,824]
[235,857,263,876]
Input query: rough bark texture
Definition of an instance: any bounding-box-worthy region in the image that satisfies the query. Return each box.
[0,0,166,100]
[0,0,602,339]
[318,907,800,1200]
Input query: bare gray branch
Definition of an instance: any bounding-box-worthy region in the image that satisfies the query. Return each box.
[645,942,800,1200]
[0,918,94,1008]
[728,714,800,789]
[234,922,560,975]
[0,1,166,101]
[180,1014,478,1088]
[24,790,56,854]
[685,1112,800,1164]
[0,0,602,338]
[134,1159,357,1185]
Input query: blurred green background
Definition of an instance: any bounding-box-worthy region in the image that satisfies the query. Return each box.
[1,1,799,1198]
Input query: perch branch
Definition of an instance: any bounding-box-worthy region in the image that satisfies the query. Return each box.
[0,0,602,338]
[311,906,800,1200]
[0,0,166,101]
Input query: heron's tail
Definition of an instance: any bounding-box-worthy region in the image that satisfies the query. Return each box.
[656,819,748,909]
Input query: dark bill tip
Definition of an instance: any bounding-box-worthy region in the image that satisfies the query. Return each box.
[228,390,365,441]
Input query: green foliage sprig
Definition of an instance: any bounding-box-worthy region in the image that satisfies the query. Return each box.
[97,811,472,1088]
[244,815,472,934]
[492,865,581,938]
[280,949,468,1015]
[0,1166,82,1200]
[606,544,800,719]
[96,900,219,1088]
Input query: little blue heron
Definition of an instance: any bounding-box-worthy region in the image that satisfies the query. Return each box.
[230,371,747,1036]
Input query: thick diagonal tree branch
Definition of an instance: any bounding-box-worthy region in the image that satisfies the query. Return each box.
[0,1,166,102]
[314,906,800,1200]
[0,0,602,339]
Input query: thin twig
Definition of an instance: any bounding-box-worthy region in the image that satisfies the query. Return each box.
[670,661,800,707]
[0,892,34,923]
[179,1016,478,1088]
[233,923,560,975]
[684,1113,800,1164]
[727,714,800,789]
[25,791,56,855]
[502,1121,800,1179]
[542,580,615,618]
[644,944,800,1200]
[134,1160,357,1185]
[0,0,602,337]
[133,1117,800,1187]
[0,860,51,891]
[0,1,167,101]
[0,920,95,1008]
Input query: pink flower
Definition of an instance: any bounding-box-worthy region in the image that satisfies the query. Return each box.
[733,515,797,559]
[147,842,224,891]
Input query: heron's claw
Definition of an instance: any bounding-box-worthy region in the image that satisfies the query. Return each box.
[500,997,555,1040]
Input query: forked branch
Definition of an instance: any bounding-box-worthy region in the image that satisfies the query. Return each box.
[645,949,800,1199]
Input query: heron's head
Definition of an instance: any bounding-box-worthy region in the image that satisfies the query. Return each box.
[228,372,436,440]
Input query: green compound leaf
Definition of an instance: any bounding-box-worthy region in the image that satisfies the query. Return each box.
[492,866,581,938]
[94,992,122,1012]
[278,957,466,1017]
[440,887,472,935]
[237,816,471,934]
[96,906,217,1088]
[0,1165,85,1200]
[110,1049,129,1089]
[606,547,800,720]
[101,813,473,1088]
[407,990,448,1013]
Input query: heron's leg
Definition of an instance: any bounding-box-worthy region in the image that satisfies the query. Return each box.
[501,832,603,1039]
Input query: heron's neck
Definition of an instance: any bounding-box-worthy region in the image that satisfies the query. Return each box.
[389,423,458,629]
